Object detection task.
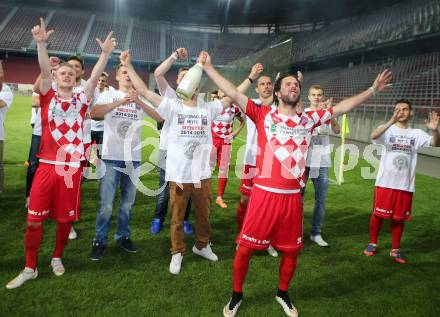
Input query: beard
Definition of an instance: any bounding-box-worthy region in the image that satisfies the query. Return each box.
[280,94,300,107]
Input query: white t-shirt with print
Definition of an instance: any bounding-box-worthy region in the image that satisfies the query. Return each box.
[91,86,116,132]
[31,92,42,136]
[374,124,432,192]
[156,96,223,183]
[305,107,332,168]
[158,86,178,150]
[95,89,148,162]
[0,84,13,140]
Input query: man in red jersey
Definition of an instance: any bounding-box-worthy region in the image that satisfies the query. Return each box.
[6,18,117,289]
[201,50,392,317]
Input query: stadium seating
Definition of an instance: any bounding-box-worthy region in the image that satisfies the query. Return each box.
[0,7,47,50]
[130,23,161,62]
[46,11,90,53]
[83,16,129,55]
[293,0,440,62]
[300,52,440,113]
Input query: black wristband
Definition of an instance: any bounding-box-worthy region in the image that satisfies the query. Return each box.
[248,77,254,84]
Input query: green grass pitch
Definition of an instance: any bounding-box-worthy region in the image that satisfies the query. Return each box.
[1,95,439,316]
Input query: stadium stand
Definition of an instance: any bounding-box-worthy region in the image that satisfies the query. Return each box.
[0,7,48,50]
[83,15,129,55]
[166,28,206,61]
[130,22,161,62]
[46,11,90,53]
[293,0,440,62]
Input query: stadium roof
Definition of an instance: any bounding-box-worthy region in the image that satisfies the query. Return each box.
[8,0,406,26]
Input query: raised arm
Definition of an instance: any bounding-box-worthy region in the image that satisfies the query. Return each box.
[201,51,248,113]
[120,50,164,107]
[154,47,188,95]
[85,32,117,100]
[90,95,131,119]
[333,69,392,118]
[128,90,163,123]
[236,63,264,94]
[31,17,54,95]
[426,111,439,146]
[371,107,399,140]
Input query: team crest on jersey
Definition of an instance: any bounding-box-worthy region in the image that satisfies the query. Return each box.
[299,115,308,125]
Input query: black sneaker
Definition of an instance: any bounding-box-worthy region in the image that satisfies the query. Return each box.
[117,237,138,253]
[91,241,106,261]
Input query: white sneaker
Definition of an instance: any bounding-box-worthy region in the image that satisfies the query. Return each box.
[169,253,183,275]
[68,227,77,240]
[310,234,328,247]
[223,299,242,317]
[267,245,279,257]
[6,268,38,289]
[50,258,65,276]
[192,244,218,262]
[275,296,298,317]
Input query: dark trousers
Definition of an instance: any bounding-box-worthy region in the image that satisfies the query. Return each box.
[25,134,41,197]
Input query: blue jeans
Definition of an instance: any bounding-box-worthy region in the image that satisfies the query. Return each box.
[94,160,140,244]
[303,166,329,236]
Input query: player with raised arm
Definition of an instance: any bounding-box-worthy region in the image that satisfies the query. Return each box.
[6,18,116,289]
[119,50,228,275]
[201,50,392,317]
[364,99,439,263]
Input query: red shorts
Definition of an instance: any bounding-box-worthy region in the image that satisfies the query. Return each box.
[373,186,413,221]
[27,163,82,223]
[239,164,257,196]
[237,186,304,252]
[211,137,232,174]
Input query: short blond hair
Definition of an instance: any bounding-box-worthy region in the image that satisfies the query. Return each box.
[308,84,324,95]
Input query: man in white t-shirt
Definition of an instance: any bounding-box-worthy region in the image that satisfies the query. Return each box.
[364,99,439,264]
[203,50,392,317]
[120,50,231,275]
[90,63,162,261]
[90,72,112,161]
[303,85,340,247]
[0,60,14,194]
[150,48,194,236]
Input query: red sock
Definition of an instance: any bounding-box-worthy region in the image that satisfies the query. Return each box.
[236,201,248,232]
[391,220,404,249]
[217,177,228,197]
[233,245,254,292]
[52,222,72,258]
[369,214,384,245]
[279,251,299,291]
[25,224,43,269]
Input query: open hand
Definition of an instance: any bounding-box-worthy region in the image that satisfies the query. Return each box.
[426,111,439,131]
[372,69,393,93]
